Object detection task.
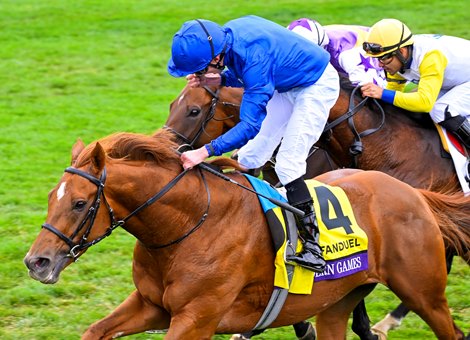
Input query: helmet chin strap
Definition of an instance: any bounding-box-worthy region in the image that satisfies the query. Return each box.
[396,45,412,73]
[195,19,226,72]
[209,46,226,70]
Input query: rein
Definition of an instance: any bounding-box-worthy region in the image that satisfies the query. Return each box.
[322,85,385,167]
[42,166,210,260]
[164,86,240,151]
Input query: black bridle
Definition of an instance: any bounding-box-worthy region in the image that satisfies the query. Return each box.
[322,84,385,167]
[42,166,210,260]
[164,86,239,151]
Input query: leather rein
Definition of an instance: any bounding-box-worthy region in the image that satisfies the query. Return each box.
[322,85,385,167]
[42,166,210,260]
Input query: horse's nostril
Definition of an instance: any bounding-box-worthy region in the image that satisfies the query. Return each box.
[34,258,50,269]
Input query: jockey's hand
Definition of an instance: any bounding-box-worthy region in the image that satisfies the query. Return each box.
[186,73,222,88]
[361,83,383,99]
[180,146,209,170]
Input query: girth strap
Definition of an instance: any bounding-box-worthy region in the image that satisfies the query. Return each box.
[252,210,298,330]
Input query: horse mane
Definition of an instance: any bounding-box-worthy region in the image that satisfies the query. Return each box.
[75,129,180,167]
[208,156,246,172]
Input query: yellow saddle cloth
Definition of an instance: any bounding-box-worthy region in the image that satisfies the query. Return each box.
[271,179,369,294]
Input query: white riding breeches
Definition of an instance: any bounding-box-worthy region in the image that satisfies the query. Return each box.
[237,63,339,185]
[431,81,470,123]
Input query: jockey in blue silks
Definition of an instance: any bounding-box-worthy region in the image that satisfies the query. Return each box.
[168,15,340,272]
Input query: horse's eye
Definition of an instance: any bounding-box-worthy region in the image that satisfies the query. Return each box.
[73,200,87,211]
[188,108,201,117]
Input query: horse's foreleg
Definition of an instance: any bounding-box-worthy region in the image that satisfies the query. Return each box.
[315,306,351,340]
[165,312,222,340]
[231,321,315,340]
[346,284,378,340]
[82,290,170,340]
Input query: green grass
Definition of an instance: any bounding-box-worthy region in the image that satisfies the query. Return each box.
[1,0,468,339]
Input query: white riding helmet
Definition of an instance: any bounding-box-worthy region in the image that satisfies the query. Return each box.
[287,18,329,48]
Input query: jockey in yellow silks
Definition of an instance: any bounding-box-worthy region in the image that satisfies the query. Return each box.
[360,18,470,192]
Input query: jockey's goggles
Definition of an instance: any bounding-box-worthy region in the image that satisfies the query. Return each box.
[363,42,397,55]
[194,62,224,76]
[378,52,396,62]
[195,67,209,76]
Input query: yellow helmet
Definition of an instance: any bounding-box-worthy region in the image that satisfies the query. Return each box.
[363,19,414,57]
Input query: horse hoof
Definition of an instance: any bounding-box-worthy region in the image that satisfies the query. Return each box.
[371,313,401,335]
[298,322,316,340]
[370,327,388,340]
[230,334,251,340]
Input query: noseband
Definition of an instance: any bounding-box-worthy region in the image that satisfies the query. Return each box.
[42,167,115,260]
[42,165,210,260]
[164,86,239,151]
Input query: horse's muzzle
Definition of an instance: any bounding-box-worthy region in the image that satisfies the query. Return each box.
[24,252,69,284]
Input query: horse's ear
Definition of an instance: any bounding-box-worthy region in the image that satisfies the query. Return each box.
[90,142,106,175]
[71,139,85,166]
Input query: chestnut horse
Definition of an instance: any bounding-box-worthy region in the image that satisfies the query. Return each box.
[24,129,470,339]
[165,83,470,339]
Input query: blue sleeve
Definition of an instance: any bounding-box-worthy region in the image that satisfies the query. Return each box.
[222,69,244,88]
[209,92,269,155]
[210,53,274,155]
[381,89,396,104]
[209,120,260,155]
[209,89,271,155]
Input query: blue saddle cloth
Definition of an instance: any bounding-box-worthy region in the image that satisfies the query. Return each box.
[244,174,287,213]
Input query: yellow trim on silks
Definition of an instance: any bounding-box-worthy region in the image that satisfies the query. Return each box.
[435,123,450,153]
[273,179,369,295]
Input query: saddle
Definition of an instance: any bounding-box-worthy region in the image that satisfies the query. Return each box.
[244,174,369,331]
[435,124,470,193]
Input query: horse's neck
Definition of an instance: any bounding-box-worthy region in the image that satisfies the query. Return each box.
[220,87,242,119]
[107,164,206,246]
[108,164,265,247]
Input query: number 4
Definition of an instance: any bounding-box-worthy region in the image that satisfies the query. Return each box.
[314,186,353,234]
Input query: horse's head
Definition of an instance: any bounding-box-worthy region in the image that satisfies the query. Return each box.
[165,85,242,150]
[24,130,181,284]
[24,139,115,284]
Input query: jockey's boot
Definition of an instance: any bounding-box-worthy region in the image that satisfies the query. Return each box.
[455,120,470,149]
[439,108,470,149]
[286,200,326,273]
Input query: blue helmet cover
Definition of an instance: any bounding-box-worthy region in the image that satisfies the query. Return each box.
[168,19,227,77]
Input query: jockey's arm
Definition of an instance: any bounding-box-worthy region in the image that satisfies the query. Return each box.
[222,69,245,87]
[385,74,407,92]
[382,50,447,112]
